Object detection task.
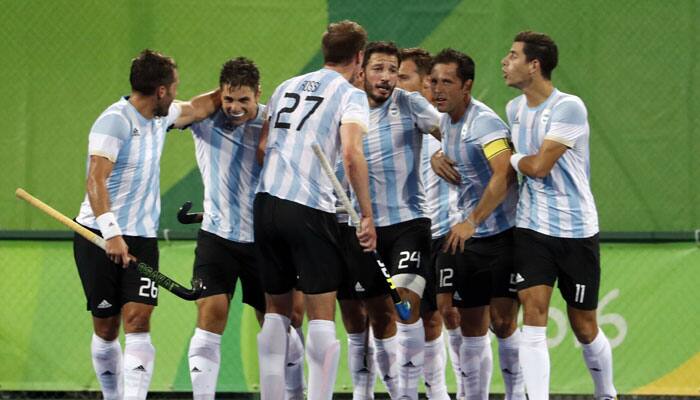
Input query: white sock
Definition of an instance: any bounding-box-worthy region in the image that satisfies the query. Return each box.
[285,326,305,400]
[348,330,376,400]
[188,328,221,400]
[373,335,399,398]
[497,330,525,400]
[581,329,617,399]
[460,334,492,400]
[91,334,123,400]
[123,332,155,400]
[424,335,450,400]
[519,326,549,400]
[397,320,425,400]
[306,319,341,400]
[446,328,465,399]
[258,314,290,400]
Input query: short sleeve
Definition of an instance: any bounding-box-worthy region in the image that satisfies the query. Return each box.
[407,91,441,134]
[164,102,183,127]
[505,98,519,126]
[265,84,285,123]
[545,99,588,148]
[340,89,369,133]
[472,114,510,146]
[87,113,130,162]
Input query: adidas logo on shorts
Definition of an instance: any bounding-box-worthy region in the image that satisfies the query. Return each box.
[453,291,462,301]
[354,282,365,292]
[514,273,525,283]
[97,300,112,309]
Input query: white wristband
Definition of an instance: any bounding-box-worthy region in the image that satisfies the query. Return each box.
[96,212,122,240]
[510,153,525,174]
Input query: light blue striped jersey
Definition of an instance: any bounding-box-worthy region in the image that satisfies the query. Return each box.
[360,88,441,227]
[421,134,460,239]
[441,98,517,237]
[257,68,369,212]
[76,97,182,238]
[507,89,598,238]
[190,105,265,243]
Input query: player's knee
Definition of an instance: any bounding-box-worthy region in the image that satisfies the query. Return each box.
[92,315,120,340]
[123,314,150,333]
[368,308,396,337]
[491,316,517,338]
[569,310,598,344]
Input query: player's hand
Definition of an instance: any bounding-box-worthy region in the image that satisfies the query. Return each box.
[105,236,135,268]
[356,216,377,252]
[177,201,203,224]
[443,221,475,255]
[431,150,460,184]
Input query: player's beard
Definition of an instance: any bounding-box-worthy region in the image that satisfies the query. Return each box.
[366,82,394,106]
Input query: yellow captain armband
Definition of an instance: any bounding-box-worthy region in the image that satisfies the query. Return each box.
[482,138,511,160]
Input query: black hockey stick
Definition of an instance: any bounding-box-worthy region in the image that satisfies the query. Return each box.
[16,188,204,301]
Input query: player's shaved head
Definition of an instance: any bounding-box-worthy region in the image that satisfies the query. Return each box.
[220,57,260,91]
[322,20,368,64]
[514,31,558,80]
[130,49,177,95]
[400,48,432,77]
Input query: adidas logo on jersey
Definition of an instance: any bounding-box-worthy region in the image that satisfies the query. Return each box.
[133,365,146,372]
[132,128,140,136]
[97,299,112,309]
[354,282,365,292]
[453,291,462,301]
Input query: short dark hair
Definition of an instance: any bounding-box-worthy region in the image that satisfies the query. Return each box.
[400,48,432,76]
[362,41,401,67]
[432,48,475,83]
[129,49,177,95]
[514,31,558,80]
[219,57,260,90]
[322,20,368,64]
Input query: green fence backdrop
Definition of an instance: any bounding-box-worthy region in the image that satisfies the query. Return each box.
[1,0,699,396]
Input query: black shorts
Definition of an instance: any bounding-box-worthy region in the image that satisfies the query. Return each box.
[431,236,458,294]
[73,225,158,318]
[336,223,364,301]
[419,236,452,313]
[254,193,345,295]
[453,228,517,308]
[193,229,265,313]
[349,218,431,299]
[514,228,600,310]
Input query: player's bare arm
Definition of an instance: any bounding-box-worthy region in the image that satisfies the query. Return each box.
[445,148,516,254]
[86,155,133,267]
[340,121,376,252]
[511,139,567,178]
[430,149,460,184]
[171,89,222,129]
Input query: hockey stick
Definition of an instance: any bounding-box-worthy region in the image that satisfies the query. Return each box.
[15,188,204,301]
[177,201,203,224]
[311,144,411,321]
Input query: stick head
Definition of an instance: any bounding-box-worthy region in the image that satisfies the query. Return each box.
[395,300,411,321]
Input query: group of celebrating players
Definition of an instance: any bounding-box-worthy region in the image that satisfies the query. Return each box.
[72,18,616,400]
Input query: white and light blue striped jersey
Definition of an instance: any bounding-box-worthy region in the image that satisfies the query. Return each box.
[507,89,598,238]
[76,97,182,238]
[441,98,517,238]
[360,88,441,227]
[257,68,369,213]
[190,106,265,243]
[421,134,460,239]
